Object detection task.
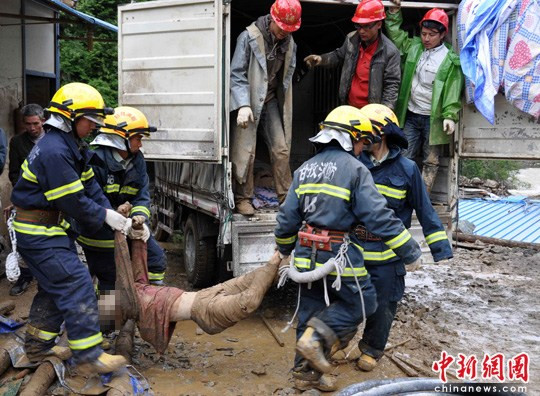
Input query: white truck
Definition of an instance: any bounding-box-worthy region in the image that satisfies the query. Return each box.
[118,0,540,287]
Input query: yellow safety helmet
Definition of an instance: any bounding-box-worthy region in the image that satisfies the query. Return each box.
[99,106,156,139]
[47,82,113,126]
[360,104,399,131]
[320,105,376,143]
[361,104,409,149]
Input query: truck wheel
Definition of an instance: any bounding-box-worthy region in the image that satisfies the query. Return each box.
[183,214,216,288]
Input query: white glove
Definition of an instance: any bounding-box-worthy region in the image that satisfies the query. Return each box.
[237,107,254,129]
[443,119,456,135]
[129,223,150,242]
[304,54,322,68]
[407,257,423,272]
[105,209,131,234]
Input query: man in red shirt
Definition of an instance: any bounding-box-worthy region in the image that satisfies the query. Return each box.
[304,0,401,110]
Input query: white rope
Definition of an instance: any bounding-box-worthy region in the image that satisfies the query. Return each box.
[6,210,21,282]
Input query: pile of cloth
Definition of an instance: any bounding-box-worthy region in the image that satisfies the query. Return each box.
[458,0,540,123]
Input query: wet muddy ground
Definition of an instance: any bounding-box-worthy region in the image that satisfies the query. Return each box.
[1,242,538,395]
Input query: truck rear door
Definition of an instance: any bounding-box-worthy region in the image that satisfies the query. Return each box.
[118,0,226,162]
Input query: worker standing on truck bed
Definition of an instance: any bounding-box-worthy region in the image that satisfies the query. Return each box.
[9,83,134,374]
[76,106,166,291]
[230,0,301,216]
[354,103,453,371]
[303,0,401,110]
[274,105,422,392]
[385,4,464,193]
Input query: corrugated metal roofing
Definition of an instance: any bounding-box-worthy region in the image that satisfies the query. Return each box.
[38,0,118,32]
[458,197,540,243]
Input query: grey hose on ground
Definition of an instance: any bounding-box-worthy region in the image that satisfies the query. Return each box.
[336,378,443,396]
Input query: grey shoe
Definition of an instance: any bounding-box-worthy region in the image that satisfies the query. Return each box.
[10,278,31,296]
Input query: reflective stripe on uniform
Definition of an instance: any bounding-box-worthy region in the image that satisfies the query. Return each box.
[385,229,412,250]
[375,184,407,200]
[148,271,165,281]
[363,249,397,262]
[295,183,351,201]
[13,220,67,237]
[425,230,448,245]
[44,179,84,201]
[104,184,120,193]
[120,186,139,195]
[275,235,297,245]
[60,219,71,230]
[21,160,38,183]
[27,325,58,341]
[81,168,95,182]
[293,257,368,277]
[68,332,103,350]
[130,206,150,218]
[77,235,115,249]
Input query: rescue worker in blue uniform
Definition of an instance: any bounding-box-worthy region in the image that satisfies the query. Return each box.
[274,105,422,391]
[77,106,165,291]
[10,83,131,373]
[355,103,453,371]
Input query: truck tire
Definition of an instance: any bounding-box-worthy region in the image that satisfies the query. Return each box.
[183,214,216,288]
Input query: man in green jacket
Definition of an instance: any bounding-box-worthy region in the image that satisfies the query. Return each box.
[385,6,464,193]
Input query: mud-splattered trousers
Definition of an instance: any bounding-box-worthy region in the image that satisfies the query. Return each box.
[77,147,166,288]
[11,126,111,363]
[357,147,453,359]
[275,145,422,372]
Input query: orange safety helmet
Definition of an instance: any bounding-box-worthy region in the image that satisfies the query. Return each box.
[270,0,302,32]
[351,0,386,24]
[420,8,449,33]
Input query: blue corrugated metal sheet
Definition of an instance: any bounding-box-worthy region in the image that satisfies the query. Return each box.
[458,198,540,243]
[38,0,118,32]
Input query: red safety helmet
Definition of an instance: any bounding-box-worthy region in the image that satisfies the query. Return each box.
[351,0,386,24]
[270,0,302,33]
[420,8,449,33]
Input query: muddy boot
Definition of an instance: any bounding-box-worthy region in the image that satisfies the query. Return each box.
[296,318,339,374]
[292,362,337,392]
[357,353,378,371]
[27,345,72,363]
[25,325,72,362]
[422,165,438,194]
[77,352,127,375]
[236,199,255,216]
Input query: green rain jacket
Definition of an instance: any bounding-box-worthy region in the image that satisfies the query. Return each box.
[385,10,464,145]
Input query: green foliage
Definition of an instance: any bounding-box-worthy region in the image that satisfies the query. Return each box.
[59,0,135,107]
[461,159,520,183]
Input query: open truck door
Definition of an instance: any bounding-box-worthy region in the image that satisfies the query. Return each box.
[118,0,227,162]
